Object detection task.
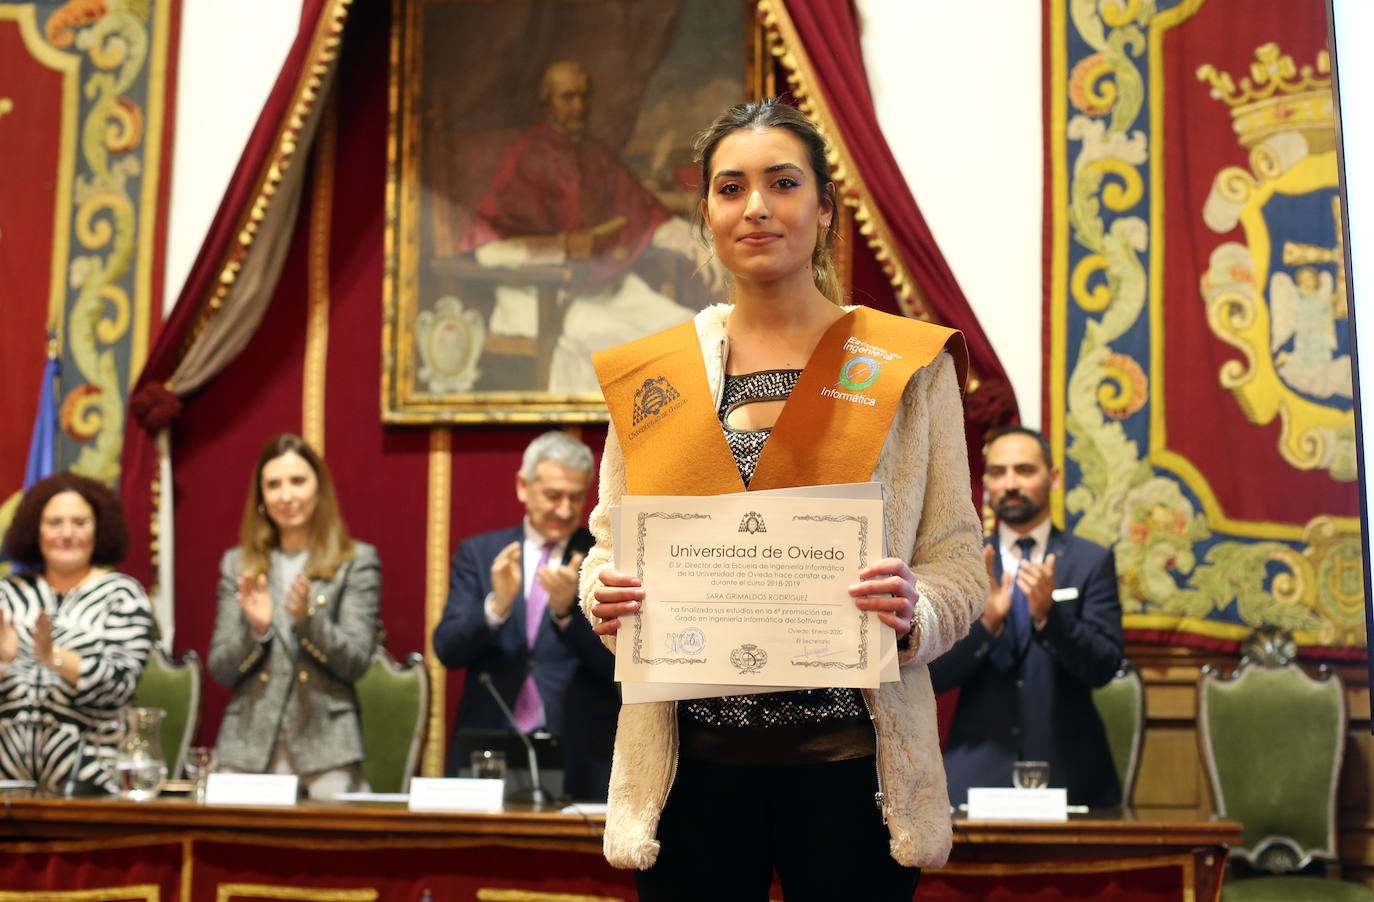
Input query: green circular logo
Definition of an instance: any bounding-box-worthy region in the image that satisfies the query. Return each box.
[838,356,880,391]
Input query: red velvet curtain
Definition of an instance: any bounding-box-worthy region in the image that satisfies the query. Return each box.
[780,0,1019,437]
[120,0,336,590]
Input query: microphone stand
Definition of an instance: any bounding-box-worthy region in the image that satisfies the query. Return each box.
[477,672,546,806]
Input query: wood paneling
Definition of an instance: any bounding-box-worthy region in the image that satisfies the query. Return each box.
[1124,643,1374,886]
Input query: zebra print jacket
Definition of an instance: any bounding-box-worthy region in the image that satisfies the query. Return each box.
[0,570,154,793]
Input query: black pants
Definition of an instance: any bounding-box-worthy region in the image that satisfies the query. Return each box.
[636,756,921,902]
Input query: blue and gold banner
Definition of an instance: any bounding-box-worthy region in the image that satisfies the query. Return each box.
[0,0,175,548]
[1047,0,1363,652]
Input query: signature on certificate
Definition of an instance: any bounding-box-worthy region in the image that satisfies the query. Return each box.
[794,637,843,660]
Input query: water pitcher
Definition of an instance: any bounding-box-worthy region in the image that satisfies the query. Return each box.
[115,706,168,800]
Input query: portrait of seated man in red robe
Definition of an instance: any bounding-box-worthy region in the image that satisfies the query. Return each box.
[450,60,723,394]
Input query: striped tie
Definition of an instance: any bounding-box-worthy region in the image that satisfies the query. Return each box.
[511,542,555,733]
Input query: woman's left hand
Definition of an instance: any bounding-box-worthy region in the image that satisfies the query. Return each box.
[282,573,311,627]
[849,557,920,641]
[590,566,642,637]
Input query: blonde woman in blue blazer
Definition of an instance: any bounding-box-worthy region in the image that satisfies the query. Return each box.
[208,434,380,799]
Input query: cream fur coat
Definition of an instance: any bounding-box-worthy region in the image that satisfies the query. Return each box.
[579,304,985,869]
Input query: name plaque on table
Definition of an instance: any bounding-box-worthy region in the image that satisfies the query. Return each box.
[408,777,504,813]
[204,773,299,806]
[966,787,1069,821]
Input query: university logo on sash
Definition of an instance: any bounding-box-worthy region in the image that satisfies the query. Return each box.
[820,336,906,407]
[631,376,683,429]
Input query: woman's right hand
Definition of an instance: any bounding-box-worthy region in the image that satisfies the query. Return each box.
[0,610,18,665]
[590,566,643,637]
[236,572,273,638]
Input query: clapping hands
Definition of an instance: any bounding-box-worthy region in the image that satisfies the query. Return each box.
[236,571,312,637]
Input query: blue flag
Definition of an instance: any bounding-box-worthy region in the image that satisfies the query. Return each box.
[23,355,59,489]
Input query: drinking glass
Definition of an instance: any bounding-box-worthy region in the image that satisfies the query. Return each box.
[184,746,218,803]
[1012,760,1050,789]
[114,707,167,801]
[470,749,506,781]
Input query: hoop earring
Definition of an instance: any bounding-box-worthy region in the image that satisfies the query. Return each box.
[257,503,266,515]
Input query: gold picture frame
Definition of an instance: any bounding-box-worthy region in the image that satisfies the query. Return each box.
[383,0,757,423]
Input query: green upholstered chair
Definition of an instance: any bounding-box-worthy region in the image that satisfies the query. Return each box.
[131,646,204,780]
[356,648,429,793]
[1198,627,1374,901]
[1092,659,1145,807]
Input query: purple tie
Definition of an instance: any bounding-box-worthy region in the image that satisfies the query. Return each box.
[512,542,555,733]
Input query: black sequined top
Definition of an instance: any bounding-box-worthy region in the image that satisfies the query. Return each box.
[677,370,876,765]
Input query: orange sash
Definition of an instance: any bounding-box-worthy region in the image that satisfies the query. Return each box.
[593,307,966,496]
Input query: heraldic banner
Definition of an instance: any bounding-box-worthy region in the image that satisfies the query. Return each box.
[0,0,175,550]
[1046,0,1363,653]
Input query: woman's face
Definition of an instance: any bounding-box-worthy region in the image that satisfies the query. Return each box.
[39,491,97,577]
[259,451,319,536]
[700,126,831,288]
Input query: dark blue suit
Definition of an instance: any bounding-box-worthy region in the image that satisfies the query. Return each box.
[930,529,1123,807]
[432,525,617,798]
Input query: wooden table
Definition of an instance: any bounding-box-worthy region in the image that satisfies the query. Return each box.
[947,807,1239,901]
[0,794,1238,900]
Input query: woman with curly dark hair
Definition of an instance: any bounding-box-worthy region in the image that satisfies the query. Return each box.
[0,471,155,793]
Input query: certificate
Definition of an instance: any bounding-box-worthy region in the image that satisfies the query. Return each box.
[614,492,886,689]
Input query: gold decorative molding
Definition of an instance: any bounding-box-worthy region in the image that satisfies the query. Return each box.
[423,427,452,776]
[303,88,340,452]
[0,889,158,901]
[477,891,622,902]
[179,0,355,357]
[217,886,377,902]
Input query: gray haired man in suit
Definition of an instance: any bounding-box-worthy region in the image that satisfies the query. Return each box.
[433,431,618,800]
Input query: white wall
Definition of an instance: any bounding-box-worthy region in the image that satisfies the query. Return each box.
[858,1,1044,426]
[1330,0,1374,617]
[163,0,302,313]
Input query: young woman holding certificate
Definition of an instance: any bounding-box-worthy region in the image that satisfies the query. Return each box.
[582,98,986,900]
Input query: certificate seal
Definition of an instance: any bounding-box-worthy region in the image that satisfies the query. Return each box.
[680,627,705,655]
[730,643,768,675]
[668,627,706,656]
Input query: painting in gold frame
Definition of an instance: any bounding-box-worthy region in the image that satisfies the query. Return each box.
[383,0,758,423]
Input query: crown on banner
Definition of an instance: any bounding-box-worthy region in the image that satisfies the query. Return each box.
[1196,43,1333,151]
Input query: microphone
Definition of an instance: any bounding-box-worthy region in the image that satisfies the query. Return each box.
[477,672,547,806]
